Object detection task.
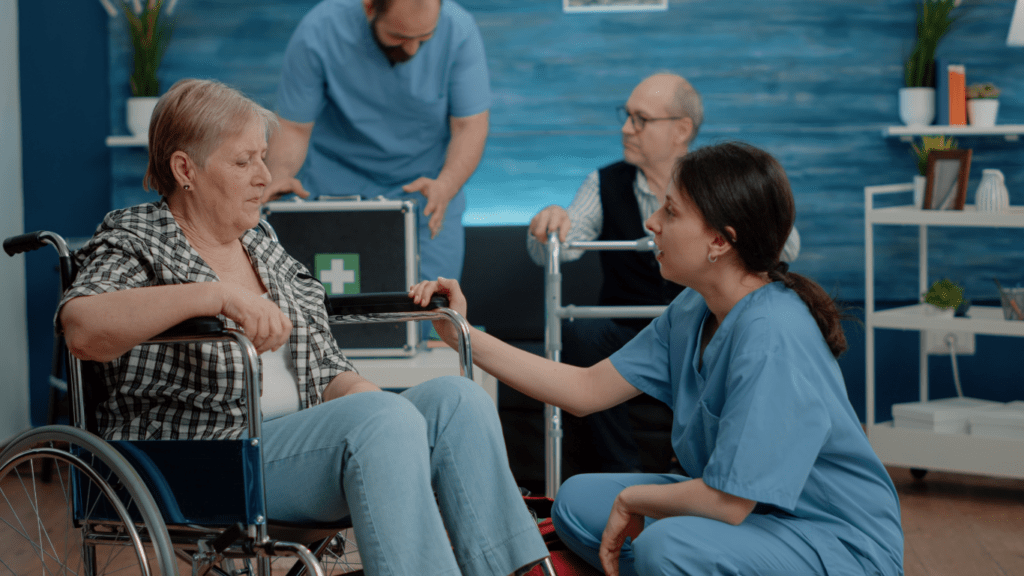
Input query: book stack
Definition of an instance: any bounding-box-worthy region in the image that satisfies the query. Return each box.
[935,59,967,126]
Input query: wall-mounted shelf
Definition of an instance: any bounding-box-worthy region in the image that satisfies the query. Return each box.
[106,135,147,147]
[883,124,1024,142]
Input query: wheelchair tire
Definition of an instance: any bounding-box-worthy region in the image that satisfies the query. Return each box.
[0,425,177,576]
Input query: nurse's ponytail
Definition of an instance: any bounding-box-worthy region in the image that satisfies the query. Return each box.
[675,142,848,358]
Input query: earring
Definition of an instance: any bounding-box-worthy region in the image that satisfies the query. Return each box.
[707,253,718,263]
[183,184,191,190]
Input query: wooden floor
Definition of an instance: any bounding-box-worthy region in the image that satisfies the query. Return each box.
[892,466,1024,576]
[3,461,1022,575]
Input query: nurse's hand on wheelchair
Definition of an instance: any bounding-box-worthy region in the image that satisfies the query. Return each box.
[408,277,468,347]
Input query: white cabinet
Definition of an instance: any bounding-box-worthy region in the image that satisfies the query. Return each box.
[864,183,1024,479]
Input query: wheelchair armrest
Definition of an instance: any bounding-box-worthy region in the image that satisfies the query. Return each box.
[153,317,226,340]
[327,292,449,315]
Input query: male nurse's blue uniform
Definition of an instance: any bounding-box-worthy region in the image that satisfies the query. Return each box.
[276,0,491,282]
[552,283,904,576]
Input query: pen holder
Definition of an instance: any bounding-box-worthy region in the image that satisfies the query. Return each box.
[998,287,1024,320]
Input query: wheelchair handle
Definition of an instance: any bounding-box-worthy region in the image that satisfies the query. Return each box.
[326,292,449,315]
[4,230,64,257]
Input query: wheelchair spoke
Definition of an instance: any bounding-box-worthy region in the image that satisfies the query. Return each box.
[0,468,80,576]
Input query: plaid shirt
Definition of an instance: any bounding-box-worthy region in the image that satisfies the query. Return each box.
[58,201,356,441]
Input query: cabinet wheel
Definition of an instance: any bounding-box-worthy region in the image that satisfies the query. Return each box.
[910,468,928,480]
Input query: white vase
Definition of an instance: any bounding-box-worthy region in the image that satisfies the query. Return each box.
[898,87,936,127]
[967,99,999,127]
[974,168,1009,212]
[913,174,926,209]
[126,96,159,138]
[922,303,955,318]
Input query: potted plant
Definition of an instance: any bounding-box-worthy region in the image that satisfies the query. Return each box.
[922,278,964,317]
[966,82,1000,127]
[909,135,957,207]
[100,0,178,137]
[900,0,962,126]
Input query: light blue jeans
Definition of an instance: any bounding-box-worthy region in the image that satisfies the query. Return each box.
[262,376,547,576]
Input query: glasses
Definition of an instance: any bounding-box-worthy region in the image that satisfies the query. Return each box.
[616,106,684,131]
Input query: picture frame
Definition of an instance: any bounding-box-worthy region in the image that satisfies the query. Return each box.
[923,149,972,210]
[563,0,668,13]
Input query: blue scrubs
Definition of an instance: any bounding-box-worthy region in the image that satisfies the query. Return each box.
[552,283,904,576]
[276,0,491,282]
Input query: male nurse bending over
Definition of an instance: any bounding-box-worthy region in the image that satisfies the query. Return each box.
[265,0,491,284]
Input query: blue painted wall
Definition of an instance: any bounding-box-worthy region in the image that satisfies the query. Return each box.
[18,0,111,426]
[107,0,1024,303]
[18,0,1024,424]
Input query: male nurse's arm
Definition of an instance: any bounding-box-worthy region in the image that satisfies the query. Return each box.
[263,116,315,202]
[403,109,489,238]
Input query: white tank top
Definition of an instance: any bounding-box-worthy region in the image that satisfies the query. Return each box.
[259,293,302,421]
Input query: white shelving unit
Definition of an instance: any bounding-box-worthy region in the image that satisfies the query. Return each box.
[864,183,1024,479]
[882,124,1024,142]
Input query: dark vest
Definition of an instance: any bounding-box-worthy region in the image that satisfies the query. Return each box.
[597,161,685,330]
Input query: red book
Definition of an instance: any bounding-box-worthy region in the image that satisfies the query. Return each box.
[948,64,967,126]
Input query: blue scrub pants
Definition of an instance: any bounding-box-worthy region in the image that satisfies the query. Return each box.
[390,188,466,283]
[552,473,828,576]
[262,376,548,576]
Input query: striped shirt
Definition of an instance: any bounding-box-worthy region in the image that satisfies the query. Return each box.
[58,201,356,441]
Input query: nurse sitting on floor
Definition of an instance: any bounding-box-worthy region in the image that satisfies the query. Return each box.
[410,141,904,576]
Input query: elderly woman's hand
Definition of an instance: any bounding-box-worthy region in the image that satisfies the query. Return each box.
[408,277,468,348]
[219,284,293,354]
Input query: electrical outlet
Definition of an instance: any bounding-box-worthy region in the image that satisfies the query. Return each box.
[924,330,975,355]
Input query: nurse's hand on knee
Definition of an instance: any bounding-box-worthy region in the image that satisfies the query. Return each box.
[600,492,645,576]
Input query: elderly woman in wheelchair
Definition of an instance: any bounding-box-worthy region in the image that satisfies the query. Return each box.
[50,78,548,576]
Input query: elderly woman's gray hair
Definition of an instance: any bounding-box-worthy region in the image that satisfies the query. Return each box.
[145,78,278,196]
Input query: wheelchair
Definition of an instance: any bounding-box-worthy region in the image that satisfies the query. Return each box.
[1,226,553,576]
[539,232,668,498]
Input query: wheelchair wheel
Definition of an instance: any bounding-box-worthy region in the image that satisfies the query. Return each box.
[0,426,177,576]
[313,528,362,575]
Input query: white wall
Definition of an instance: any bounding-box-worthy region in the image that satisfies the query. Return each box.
[0,0,31,444]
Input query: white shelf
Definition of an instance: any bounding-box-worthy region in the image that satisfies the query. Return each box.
[883,124,1024,141]
[868,204,1024,228]
[106,135,148,147]
[869,304,1024,337]
[865,179,1024,481]
[868,422,1024,480]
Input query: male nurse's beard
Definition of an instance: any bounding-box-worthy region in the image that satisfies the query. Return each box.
[371,23,414,64]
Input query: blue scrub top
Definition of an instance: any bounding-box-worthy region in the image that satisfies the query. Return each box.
[610,283,903,575]
[276,0,491,199]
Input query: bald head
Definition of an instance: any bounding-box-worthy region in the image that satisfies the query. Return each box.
[636,73,703,145]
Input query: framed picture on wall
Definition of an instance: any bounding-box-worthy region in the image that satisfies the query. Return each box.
[923,149,972,210]
[563,0,668,13]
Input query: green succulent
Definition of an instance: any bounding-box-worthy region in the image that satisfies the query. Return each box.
[923,278,964,310]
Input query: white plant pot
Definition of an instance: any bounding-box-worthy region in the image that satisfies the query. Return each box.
[126,96,159,138]
[967,99,999,127]
[913,174,926,209]
[922,303,955,318]
[898,87,936,127]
